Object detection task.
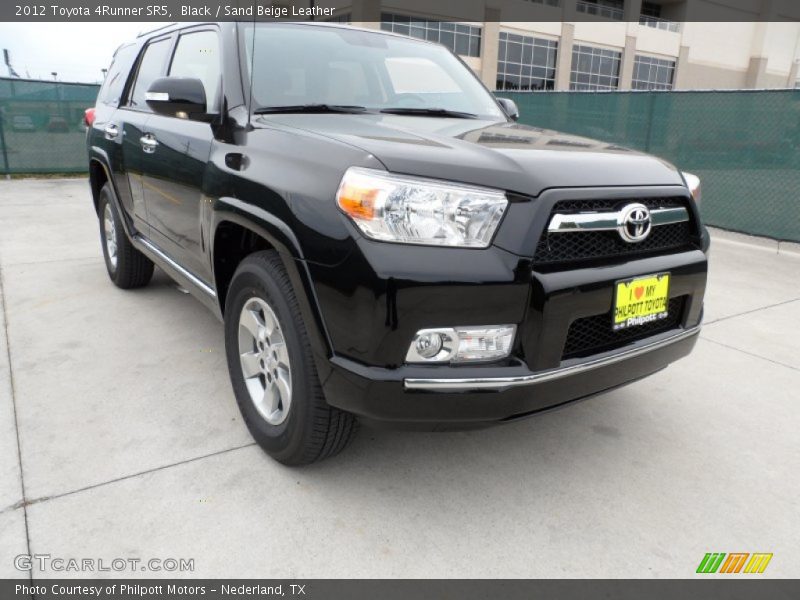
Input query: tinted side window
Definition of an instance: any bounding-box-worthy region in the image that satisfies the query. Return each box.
[98,44,137,106]
[128,39,171,110]
[169,30,221,111]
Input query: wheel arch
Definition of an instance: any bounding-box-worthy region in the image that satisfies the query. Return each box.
[88,159,108,214]
[211,204,334,375]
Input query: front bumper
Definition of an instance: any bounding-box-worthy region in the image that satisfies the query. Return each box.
[322,326,700,429]
[404,326,699,392]
[306,186,708,429]
[309,244,706,427]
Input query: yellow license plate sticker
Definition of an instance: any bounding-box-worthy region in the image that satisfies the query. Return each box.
[613,273,671,331]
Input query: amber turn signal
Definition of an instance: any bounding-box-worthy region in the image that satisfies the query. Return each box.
[336,183,381,220]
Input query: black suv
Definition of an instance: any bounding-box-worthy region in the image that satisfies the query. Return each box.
[86,22,708,464]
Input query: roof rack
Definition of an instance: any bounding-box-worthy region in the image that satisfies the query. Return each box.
[136,23,178,38]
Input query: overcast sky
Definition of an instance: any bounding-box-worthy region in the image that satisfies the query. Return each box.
[0,23,169,82]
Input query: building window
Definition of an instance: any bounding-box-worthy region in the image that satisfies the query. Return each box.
[639,2,680,32]
[496,32,558,91]
[524,0,561,6]
[632,55,676,90]
[569,44,621,91]
[380,13,482,58]
[576,0,624,21]
[325,13,351,23]
[641,2,662,18]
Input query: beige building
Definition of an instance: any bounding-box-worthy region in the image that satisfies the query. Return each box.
[325,0,800,91]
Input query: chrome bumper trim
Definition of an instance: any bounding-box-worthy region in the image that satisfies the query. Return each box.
[403,326,700,392]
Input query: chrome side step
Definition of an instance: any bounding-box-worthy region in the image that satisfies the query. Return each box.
[134,236,216,298]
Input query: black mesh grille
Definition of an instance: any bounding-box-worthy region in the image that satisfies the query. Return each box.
[535,197,698,264]
[562,296,686,360]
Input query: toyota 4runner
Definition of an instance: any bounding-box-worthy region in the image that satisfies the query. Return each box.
[86,21,708,464]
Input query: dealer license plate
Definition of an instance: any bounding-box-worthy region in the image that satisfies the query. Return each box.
[613,273,671,331]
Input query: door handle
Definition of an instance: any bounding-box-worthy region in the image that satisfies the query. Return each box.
[140,134,158,154]
[104,124,119,140]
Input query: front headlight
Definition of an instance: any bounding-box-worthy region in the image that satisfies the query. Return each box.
[682,172,701,206]
[336,167,508,248]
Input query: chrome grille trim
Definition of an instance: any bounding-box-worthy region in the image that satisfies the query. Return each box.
[547,206,689,233]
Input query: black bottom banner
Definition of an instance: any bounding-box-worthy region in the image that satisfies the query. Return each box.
[2,579,799,600]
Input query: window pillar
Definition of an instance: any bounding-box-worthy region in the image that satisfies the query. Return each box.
[623,0,643,22]
[481,7,501,90]
[788,60,800,88]
[619,35,637,90]
[555,23,575,90]
[561,0,579,21]
[672,45,690,90]
[350,0,381,29]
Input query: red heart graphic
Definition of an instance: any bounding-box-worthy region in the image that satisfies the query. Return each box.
[634,286,644,300]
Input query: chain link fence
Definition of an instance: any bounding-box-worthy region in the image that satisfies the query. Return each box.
[0,77,99,174]
[499,89,800,242]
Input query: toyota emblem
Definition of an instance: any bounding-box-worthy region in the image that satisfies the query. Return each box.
[617,203,652,243]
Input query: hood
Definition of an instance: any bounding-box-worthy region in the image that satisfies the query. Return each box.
[256,114,685,197]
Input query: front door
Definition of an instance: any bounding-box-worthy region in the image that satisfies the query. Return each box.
[140,28,221,285]
[117,35,174,236]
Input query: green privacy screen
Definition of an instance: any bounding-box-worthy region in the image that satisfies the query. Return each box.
[500,90,800,242]
[0,77,99,174]
[1,78,798,241]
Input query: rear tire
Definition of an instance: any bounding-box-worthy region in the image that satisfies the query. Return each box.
[224,250,358,465]
[98,183,154,289]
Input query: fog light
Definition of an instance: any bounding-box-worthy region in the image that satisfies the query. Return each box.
[406,329,456,363]
[405,325,516,364]
[415,332,443,359]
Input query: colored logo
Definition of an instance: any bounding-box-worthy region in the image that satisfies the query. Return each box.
[696,553,773,574]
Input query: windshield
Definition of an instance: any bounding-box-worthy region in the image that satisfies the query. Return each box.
[242,23,505,120]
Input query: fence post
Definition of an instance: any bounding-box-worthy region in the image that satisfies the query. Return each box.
[0,114,9,179]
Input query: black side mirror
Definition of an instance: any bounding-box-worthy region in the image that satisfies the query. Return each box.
[497,97,520,121]
[145,77,206,119]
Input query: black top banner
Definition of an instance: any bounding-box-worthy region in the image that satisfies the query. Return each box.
[1,0,798,22]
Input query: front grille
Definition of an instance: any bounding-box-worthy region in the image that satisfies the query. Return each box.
[534,197,697,264]
[562,296,686,360]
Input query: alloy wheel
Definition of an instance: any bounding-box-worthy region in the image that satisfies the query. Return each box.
[237,297,292,425]
[103,203,118,269]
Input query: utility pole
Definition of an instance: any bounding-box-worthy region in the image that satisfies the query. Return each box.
[3,49,21,77]
[0,111,9,179]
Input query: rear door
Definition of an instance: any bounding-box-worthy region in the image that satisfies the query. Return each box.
[140,27,221,284]
[117,35,173,236]
[90,43,138,220]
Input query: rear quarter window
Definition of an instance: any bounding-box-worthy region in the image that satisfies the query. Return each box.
[98,43,137,107]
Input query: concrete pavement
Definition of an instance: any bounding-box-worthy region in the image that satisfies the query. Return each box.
[0,178,798,578]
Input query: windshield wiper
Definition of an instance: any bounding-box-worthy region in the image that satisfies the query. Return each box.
[379,107,479,119]
[253,104,370,115]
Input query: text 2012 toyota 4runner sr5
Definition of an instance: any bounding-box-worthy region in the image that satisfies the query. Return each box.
[86,22,708,464]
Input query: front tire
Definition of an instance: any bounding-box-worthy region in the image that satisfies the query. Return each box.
[224,251,358,465]
[98,183,154,289]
